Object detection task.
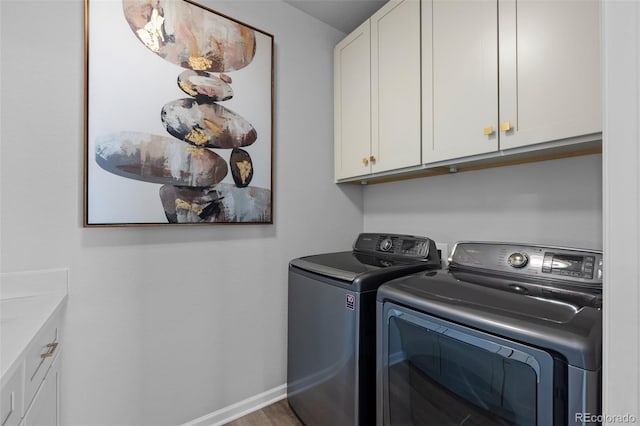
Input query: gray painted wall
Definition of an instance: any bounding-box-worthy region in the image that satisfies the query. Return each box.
[363,154,603,253]
[0,1,363,425]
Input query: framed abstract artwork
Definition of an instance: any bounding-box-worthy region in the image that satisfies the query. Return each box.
[84,0,274,226]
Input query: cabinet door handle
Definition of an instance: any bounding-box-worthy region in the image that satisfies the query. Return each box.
[483,126,495,136]
[362,157,369,166]
[369,155,376,163]
[40,342,59,359]
[500,121,512,132]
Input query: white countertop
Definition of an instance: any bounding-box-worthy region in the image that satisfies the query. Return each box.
[0,269,68,381]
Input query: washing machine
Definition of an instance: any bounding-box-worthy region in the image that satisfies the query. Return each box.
[377,241,603,426]
[287,233,441,426]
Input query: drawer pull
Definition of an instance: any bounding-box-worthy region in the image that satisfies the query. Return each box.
[40,342,59,359]
[483,126,495,136]
[500,121,512,132]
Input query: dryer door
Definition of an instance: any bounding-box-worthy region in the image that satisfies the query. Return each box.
[378,302,556,426]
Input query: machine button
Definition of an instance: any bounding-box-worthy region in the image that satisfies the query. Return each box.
[507,252,529,268]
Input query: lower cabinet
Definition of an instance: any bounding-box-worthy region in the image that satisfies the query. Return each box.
[0,307,63,426]
[21,355,60,426]
[1,365,24,426]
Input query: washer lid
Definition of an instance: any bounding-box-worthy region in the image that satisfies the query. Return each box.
[290,251,438,292]
[378,270,602,370]
[291,252,387,281]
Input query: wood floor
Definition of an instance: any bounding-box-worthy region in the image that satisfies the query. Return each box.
[224,399,303,426]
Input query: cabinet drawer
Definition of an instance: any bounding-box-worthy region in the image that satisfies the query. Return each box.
[24,312,61,408]
[0,362,24,426]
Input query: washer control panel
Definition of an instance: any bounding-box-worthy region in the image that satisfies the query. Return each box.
[449,242,603,286]
[353,233,437,261]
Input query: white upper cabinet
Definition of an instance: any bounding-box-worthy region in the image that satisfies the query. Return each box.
[498,0,601,150]
[426,0,498,163]
[334,20,371,180]
[334,0,421,181]
[335,0,601,182]
[425,0,601,164]
[371,0,422,174]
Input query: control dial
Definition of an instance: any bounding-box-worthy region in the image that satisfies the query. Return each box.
[507,252,529,268]
[379,238,393,252]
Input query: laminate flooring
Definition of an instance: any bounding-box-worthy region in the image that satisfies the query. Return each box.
[224,399,303,426]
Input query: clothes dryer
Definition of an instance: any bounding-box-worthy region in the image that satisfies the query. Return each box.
[377,242,602,426]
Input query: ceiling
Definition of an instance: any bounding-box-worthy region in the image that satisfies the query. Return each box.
[283,0,386,34]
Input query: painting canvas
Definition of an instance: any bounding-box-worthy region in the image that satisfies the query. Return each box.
[84,0,274,226]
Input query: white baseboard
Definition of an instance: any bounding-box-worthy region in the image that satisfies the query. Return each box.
[180,384,288,426]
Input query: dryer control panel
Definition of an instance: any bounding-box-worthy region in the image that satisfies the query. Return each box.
[449,242,603,288]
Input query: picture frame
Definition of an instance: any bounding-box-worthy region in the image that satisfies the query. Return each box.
[83,0,274,226]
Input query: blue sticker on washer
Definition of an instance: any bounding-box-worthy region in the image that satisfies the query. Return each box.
[346,294,355,310]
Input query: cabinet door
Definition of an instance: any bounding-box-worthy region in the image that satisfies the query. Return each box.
[334,20,371,180]
[421,0,433,163]
[371,0,421,173]
[1,364,24,426]
[499,0,601,150]
[21,357,59,426]
[429,0,499,163]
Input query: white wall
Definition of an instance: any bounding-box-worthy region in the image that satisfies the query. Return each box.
[364,154,603,253]
[0,1,363,425]
[603,0,640,420]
